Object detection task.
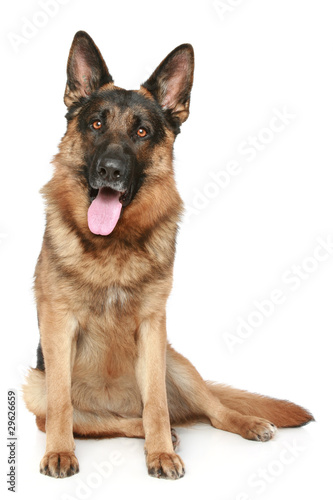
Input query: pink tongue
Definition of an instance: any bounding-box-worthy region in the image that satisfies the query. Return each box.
[88,188,122,236]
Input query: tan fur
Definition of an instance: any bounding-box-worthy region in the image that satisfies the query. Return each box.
[23,32,313,480]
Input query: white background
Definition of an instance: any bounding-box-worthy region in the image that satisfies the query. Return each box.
[1,0,333,498]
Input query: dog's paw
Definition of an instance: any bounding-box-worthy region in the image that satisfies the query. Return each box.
[146,452,185,480]
[171,428,180,451]
[241,417,277,442]
[40,452,79,478]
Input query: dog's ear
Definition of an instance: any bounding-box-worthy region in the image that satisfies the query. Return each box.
[142,44,194,131]
[64,31,113,108]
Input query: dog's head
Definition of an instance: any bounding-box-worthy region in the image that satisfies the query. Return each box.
[59,31,194,236]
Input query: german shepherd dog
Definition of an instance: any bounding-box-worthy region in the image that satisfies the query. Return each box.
[23,31,313,480]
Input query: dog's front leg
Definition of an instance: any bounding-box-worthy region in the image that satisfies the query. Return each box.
[136,314,185,480]
[39,303,79,478]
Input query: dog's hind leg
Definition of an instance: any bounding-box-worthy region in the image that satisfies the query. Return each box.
[166,346,275,440]
[36,412,180,449]
[35,412,144,438]
[74,412,144,439]
[166,345,312,441]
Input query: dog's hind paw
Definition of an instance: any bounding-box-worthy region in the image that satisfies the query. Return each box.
[171,428,180,451]
[241,417,277,442]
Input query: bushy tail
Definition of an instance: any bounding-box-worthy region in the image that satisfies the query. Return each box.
[207,382,314,428]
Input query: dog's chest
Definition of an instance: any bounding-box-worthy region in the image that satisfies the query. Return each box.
[87,280,138,316]
[105,284,131,308]
[75,291,138,380]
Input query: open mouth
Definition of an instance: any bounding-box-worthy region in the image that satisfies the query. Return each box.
[87,186,129,236]
[89,186,129,204]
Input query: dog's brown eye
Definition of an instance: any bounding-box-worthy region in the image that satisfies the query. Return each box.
[92,120,102,130]
[137,128,147,138]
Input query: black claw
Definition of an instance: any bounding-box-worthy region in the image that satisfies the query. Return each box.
[148,467,157,477]
[159,468,166,478]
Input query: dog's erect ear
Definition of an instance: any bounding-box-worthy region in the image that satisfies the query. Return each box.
[64,31,113,108]
[142,44,194,130]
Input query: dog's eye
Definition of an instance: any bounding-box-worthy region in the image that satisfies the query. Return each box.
[91,120,102,130]
[137,128,148,138]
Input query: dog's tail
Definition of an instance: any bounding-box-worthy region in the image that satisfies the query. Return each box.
[207,382,314,428]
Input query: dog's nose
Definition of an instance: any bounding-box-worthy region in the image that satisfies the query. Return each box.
[97,158,126,183]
